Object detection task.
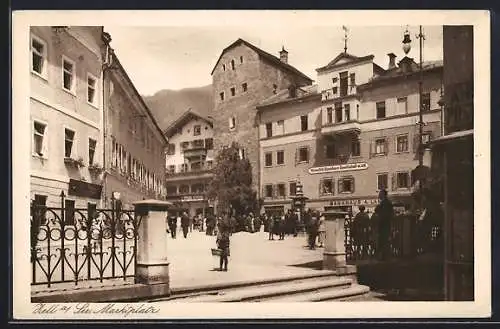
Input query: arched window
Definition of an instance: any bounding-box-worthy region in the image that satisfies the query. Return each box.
[231,60,235,70]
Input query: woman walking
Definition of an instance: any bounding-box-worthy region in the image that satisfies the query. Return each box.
[317,212,326,248]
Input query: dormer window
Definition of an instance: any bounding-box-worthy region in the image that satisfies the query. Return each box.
[288,85,297,98]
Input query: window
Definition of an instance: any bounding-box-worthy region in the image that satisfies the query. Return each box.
[192,183,204,193]
[88,202,97,221]
[240,56,244,64]
[167,186,177,195]
[349,73,356,87]
[344,104,351,121]
[231,60,235,70]
[277,184,286,198]
[376,101,386,119]
[422,133,431,144]
[397,97,408,115]
[193,139,204,148]
[33,121,47,157]
[421,93,431,111]
[396,172,410,189]
[298,147,309,163]
[325,144,336,159]
[300,115,308,131]
[229,116,236,130]
[242,83,248,92]
[396,134,409,153]
[321,178,334,195]
[273,84,278,94]
[167,165,175,174]
[265,152,273,167]
[264,185,273,198]
[277,120,284,135]
[33,194,47,225]
[220,92,225,101]
[87,74,97,105]
[332,86,338,94]
[277,150,285,165]
[64,199,75,226]
[205,138,213,150]
[338,177,354,193]
[266,123,273,138]
[64,128,75,158]
[194,125,201,136]
[230,87,236,96]
[222,64,226,71]
[374,138,387,155]
[289,182,297,196]
[206,160,213,169]
[334,102,342,122]
[181,141,189,151]
[238,148,245,160]
[351,140,361,157]
[88,138,96,165]
[326,107,333,124]
[167,143,176,155]
[31,35,46,77]
[179,185,190,194]
[62,57,76,93]
[191,161,202,171]
[339,71,348,97]
[377,173,388,190]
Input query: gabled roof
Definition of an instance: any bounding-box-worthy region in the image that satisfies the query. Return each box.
[316,52,375,73]
[257,85,319,109]
[163,108,213,139]
[210,38,313,84]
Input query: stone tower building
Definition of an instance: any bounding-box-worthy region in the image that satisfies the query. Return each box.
[210,39,313,197]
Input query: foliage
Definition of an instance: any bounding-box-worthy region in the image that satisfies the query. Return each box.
[206,142,260,216]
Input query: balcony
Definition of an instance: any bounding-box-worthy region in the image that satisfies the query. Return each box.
[321,120,361,136]
[183,146,208,159]
[165,162,214,181]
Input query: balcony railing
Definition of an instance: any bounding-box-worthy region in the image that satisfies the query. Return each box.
[166,163,214,177]
[321,119,361,136]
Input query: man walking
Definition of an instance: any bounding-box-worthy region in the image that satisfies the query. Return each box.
[168,215,177,239]
[181,212,190,239]
[268,215,275,240]
[375,189,394,260]
[308,211,319,250]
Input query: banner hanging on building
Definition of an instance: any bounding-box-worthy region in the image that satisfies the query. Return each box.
[308,162,368,175]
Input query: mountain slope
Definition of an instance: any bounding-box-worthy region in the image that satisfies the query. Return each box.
[143,84,213,130]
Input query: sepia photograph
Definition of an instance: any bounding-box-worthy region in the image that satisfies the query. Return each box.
[11,10,490,320]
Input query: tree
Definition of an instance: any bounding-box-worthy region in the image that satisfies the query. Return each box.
[206,142,261,217]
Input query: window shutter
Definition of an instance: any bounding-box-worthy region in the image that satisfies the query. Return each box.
[391,173,397,191]
[384,138,389,155]
[407,171,412,187]
[42,125,49,156]
[306,147,310,163]
[262,185,265,197]
[294,148,299,166]
[369,140,374,158]
[319,179,323,196]
[351,177,355,193]
[272,184,277,199]
[413,133,419,153]
[337,178,342,194]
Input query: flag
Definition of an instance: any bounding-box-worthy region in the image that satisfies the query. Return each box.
[342,25,348,33]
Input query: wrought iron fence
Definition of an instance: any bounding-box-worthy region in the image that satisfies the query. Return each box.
[30,192,142,288]
[344,213,443,262]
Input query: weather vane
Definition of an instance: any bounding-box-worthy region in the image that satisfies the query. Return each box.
[342,25,349,53]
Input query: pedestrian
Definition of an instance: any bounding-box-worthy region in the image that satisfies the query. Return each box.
[317,212,326,248]
[168,215,177,239]
[308,211,319,250]
[268,215,275,240]
[181,212,190,239]
[375,189,394,260]
[353,205,370,257]
[216,219,231,272]
[279,214,286,240]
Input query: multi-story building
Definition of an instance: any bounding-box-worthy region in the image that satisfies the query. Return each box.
[101,32,167,209]
[210,39,313,198]
[163,109,215,217]
[30,26,106,214]
[258,50,443,215]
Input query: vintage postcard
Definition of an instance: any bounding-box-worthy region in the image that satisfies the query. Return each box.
[11,10,491,320]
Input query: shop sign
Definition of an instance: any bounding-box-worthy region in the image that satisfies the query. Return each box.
[181,195,205,202]
[68,179,102,199]
[309,162,368,175]
[329,198,379,207]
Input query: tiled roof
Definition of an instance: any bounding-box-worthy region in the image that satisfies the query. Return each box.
[210,38,313,84]
[163,108,213,138]
[257,84,319,108]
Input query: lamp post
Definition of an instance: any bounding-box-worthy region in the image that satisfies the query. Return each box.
[403,26,426,194]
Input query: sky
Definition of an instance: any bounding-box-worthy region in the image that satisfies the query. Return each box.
[104,25,443,96]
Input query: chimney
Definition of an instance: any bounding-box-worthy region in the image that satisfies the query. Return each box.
[387,53,396,69]
[279,46,288,64]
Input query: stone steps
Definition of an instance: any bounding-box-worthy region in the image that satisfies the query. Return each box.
[153,273,370,303]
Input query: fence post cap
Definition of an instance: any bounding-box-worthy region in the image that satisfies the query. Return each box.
[323,210,349,220]
[133,199,173,212]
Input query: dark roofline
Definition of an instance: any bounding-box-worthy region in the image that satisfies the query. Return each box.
[357,64,443,91]
[210,38,313,83]
[256,92,321,111]
[316,54,375,73]
[163,109,214,139]
[110,52,168,145]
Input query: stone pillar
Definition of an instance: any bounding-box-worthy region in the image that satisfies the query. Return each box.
[323,210,348,270]
[133,199,172,287]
